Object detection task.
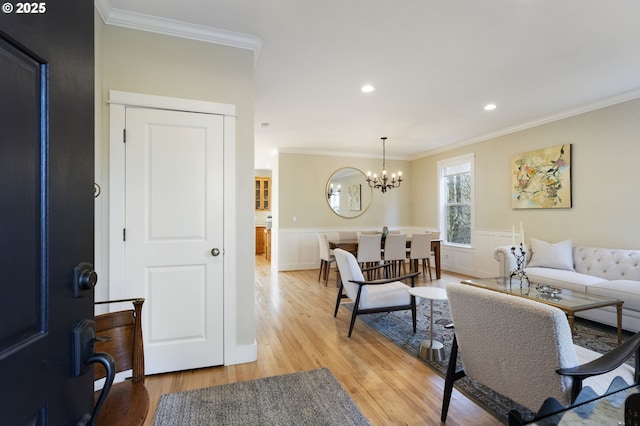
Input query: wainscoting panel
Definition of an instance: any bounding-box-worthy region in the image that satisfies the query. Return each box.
[278,229,323,271]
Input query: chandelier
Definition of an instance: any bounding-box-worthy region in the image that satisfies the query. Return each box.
[366,137,403,193]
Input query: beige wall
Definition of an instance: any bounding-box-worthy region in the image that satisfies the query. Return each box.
[95,23,256,348]
[411,97,640,250]
[278,153,412,229]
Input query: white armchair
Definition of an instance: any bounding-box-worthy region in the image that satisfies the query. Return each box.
[441,282,640,422]
[333,248,419,337]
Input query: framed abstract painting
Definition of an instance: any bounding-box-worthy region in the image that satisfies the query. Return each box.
[511,144,571,209]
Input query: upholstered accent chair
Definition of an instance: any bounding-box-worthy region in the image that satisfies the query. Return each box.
[333,248,419,337]
[441,282,640,423]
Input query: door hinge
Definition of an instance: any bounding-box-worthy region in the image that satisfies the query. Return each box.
[123,128,126,143]
[123,228,126,241]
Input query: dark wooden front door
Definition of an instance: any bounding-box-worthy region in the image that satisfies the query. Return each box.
[0,1,95,424]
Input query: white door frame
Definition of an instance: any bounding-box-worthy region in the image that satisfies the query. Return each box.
[108,90,238,365]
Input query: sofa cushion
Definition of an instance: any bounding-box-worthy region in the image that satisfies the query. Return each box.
[574,247,640,281]
[527,238,575,271]
[587,280,640,312]
[524,267,605,293]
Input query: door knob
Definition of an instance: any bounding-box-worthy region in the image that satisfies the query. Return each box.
[211,248,220,256]
[73,262,98,298]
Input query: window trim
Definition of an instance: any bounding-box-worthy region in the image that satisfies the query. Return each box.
[437,153,475,247]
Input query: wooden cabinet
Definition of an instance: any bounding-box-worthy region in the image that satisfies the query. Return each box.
[255,177,271,211]
[256,226,266,254]
[265,229,271,261]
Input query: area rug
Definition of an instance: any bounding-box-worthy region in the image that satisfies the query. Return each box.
[345,299,634,424]
[153,368,371,425]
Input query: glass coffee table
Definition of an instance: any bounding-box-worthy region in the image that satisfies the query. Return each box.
[461,277,624,344]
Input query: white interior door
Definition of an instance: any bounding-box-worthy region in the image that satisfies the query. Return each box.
[124,107,224,374]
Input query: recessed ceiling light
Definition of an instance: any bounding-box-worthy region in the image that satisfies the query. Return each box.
[484,103,497,111]
[361,85,375,93]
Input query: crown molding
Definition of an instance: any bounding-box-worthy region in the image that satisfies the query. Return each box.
[411,87,640,161]
[94,0,263,61]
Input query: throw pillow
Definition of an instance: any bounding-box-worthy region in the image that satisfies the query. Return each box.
[527,238,575,271]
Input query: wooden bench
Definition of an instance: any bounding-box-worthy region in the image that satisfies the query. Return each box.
[94,298,149,425]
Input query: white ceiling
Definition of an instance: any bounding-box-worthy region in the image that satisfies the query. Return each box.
[96,0,640,169]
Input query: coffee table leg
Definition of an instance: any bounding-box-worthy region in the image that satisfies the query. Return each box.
[567,313,575,335]
[617,303,623,345]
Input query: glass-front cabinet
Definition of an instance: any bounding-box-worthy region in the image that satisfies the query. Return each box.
[255,177,271,211]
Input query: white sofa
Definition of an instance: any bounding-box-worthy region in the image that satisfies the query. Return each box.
[494,239,640,332]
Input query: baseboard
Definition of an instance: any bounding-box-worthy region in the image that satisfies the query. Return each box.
[225,340,258,365]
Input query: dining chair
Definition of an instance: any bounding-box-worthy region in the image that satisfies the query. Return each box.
[383,233,407,278]
[357,233,383,279]
[317,233,335,286]
[409,232,433,281]
[333,249,419,337]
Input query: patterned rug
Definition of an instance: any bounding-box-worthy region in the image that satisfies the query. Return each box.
[154,368,371,425]
[345,299,634,424]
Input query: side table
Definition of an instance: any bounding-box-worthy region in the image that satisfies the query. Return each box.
[408,286,448,361]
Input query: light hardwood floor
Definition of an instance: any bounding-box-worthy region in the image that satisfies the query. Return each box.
[142,256,500,425]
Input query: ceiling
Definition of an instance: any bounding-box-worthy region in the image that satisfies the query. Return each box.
[96,0,640,169]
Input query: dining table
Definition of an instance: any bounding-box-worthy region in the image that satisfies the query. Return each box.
[328,237,442,280]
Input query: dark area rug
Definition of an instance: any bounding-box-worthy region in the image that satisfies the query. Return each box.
[153,368,371,426]
[344,298,634,424]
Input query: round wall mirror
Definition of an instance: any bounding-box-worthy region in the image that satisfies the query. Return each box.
[326,167,372,218]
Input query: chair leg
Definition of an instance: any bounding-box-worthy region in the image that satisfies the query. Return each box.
[411,297,417,332]
[348,308,358,337]
[442,335,462,422]
[334,283,344,317]
[348,289,364,337]
[318,260,324,282]
[324,260,333,286]
[426,258,433,281]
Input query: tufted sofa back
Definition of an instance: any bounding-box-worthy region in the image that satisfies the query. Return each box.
[573,247,640,281]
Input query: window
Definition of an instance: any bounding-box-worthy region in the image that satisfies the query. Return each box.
[438,154,473,246]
